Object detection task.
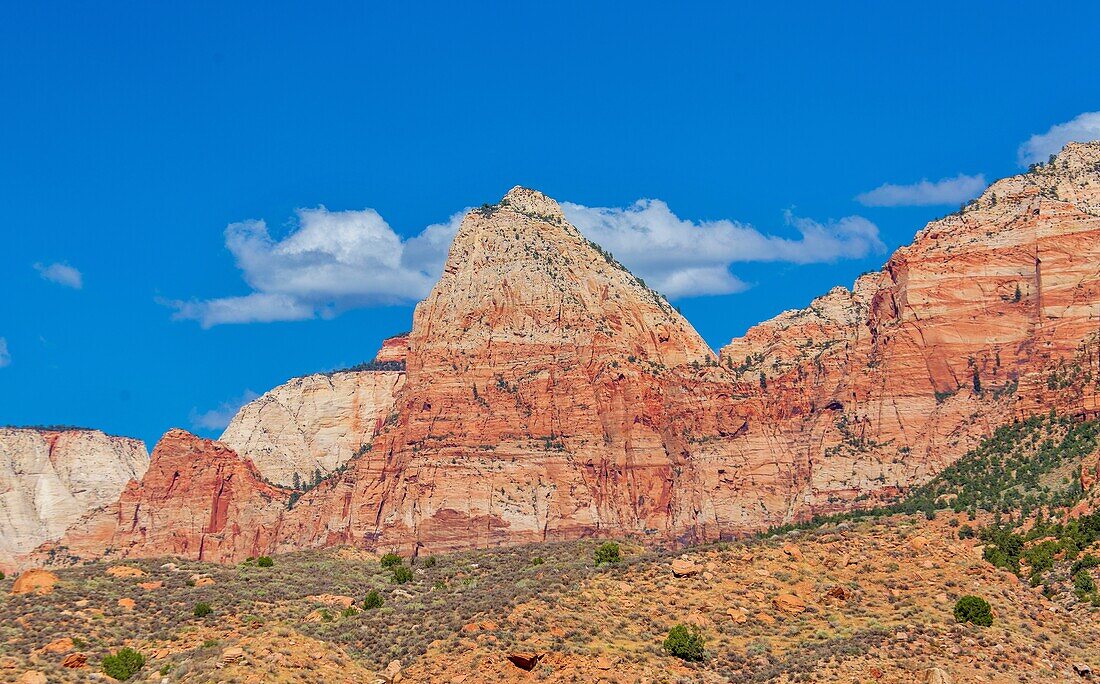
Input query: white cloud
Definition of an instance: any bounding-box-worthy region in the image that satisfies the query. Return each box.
[189,389,260,432]
[34,262,83,289]
[166,208,466,328]
[562,200,885,298]
[0,338,10,368]
[1018,111,1100,166]
[855,173,987,207]
[170,197,884,324]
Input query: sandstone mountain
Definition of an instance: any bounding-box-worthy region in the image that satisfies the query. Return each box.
[720,141,1100,515]
[220,337,407,487]
[34,142,1100,565]
[53,429,288,564]
[0,428,147,571]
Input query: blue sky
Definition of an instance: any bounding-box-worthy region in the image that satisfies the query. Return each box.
[3,2,1100,447]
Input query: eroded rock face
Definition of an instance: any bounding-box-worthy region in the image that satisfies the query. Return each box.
[220,370,405,487]
[0,428,147,569]
[719,141,1100,517]
[274,185,744,554]
[54,429,288,563]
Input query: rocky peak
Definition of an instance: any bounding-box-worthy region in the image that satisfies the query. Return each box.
[499,185,566,224]
[420,186,712,368]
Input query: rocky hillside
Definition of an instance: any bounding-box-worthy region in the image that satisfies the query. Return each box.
[0,428,147,571]
[220,337,407,488]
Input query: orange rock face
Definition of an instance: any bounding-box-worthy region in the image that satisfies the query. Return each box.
[374,333,409,365]
[274,186,745,554]
[54,429,289,563]
[719,141,1100,517]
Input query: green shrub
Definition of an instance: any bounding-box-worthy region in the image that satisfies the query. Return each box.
[256,556,274,568]
[193,602,213,618]
[421,555,437,568]
[957,524,975,539]
[0,571,5,580]
[341,606,358,618]
[392,566,413,584]
[1072,553,1100,576]
[102,647,145,681]
[594,542,621,566]
[530,556,544,566]
[1074,570,1096,596]
[380,553,403,569]
[663,624,705,662]
[953,595,993,627]
[363,590,383,610]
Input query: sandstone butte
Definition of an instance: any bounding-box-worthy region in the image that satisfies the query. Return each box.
[0,427,147,572]
[38,141,1100,565]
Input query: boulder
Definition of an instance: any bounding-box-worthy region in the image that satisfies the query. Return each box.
[924,667,952,684]
[61,653,88,669]
[221,646,245,664]
[307,594,356,609]
[507,652,543,671]
[824,585,851,601]
[773,594,806,614]
[11,569,58,596]
[781,543,804,562]
[117,597,136,610]
[671,559,701,577]
[41,637,73,654]
[382,659,402,683]
[106,565,146,578]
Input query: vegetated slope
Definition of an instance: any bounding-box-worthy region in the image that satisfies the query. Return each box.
[3,514,1098,683]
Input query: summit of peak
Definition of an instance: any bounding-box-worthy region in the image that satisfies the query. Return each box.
[500,186,565,223]
[1050,140,1100,169]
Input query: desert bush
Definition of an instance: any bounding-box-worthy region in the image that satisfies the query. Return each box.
[421,555,437,568]
[102,647,145,681]
[953,595,993,627]
[1074,570,1096,596]
[380,553,402,569]
[392,566,413,584]
[594,542,621,566]
[363,590,384,610]
[664,624,705,661]
[256,556,274,568]
[193,602,213,618]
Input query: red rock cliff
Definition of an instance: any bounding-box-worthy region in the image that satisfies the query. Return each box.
[52,429,288,563]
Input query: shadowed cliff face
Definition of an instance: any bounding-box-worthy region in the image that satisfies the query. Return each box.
[38,144,1100,565]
